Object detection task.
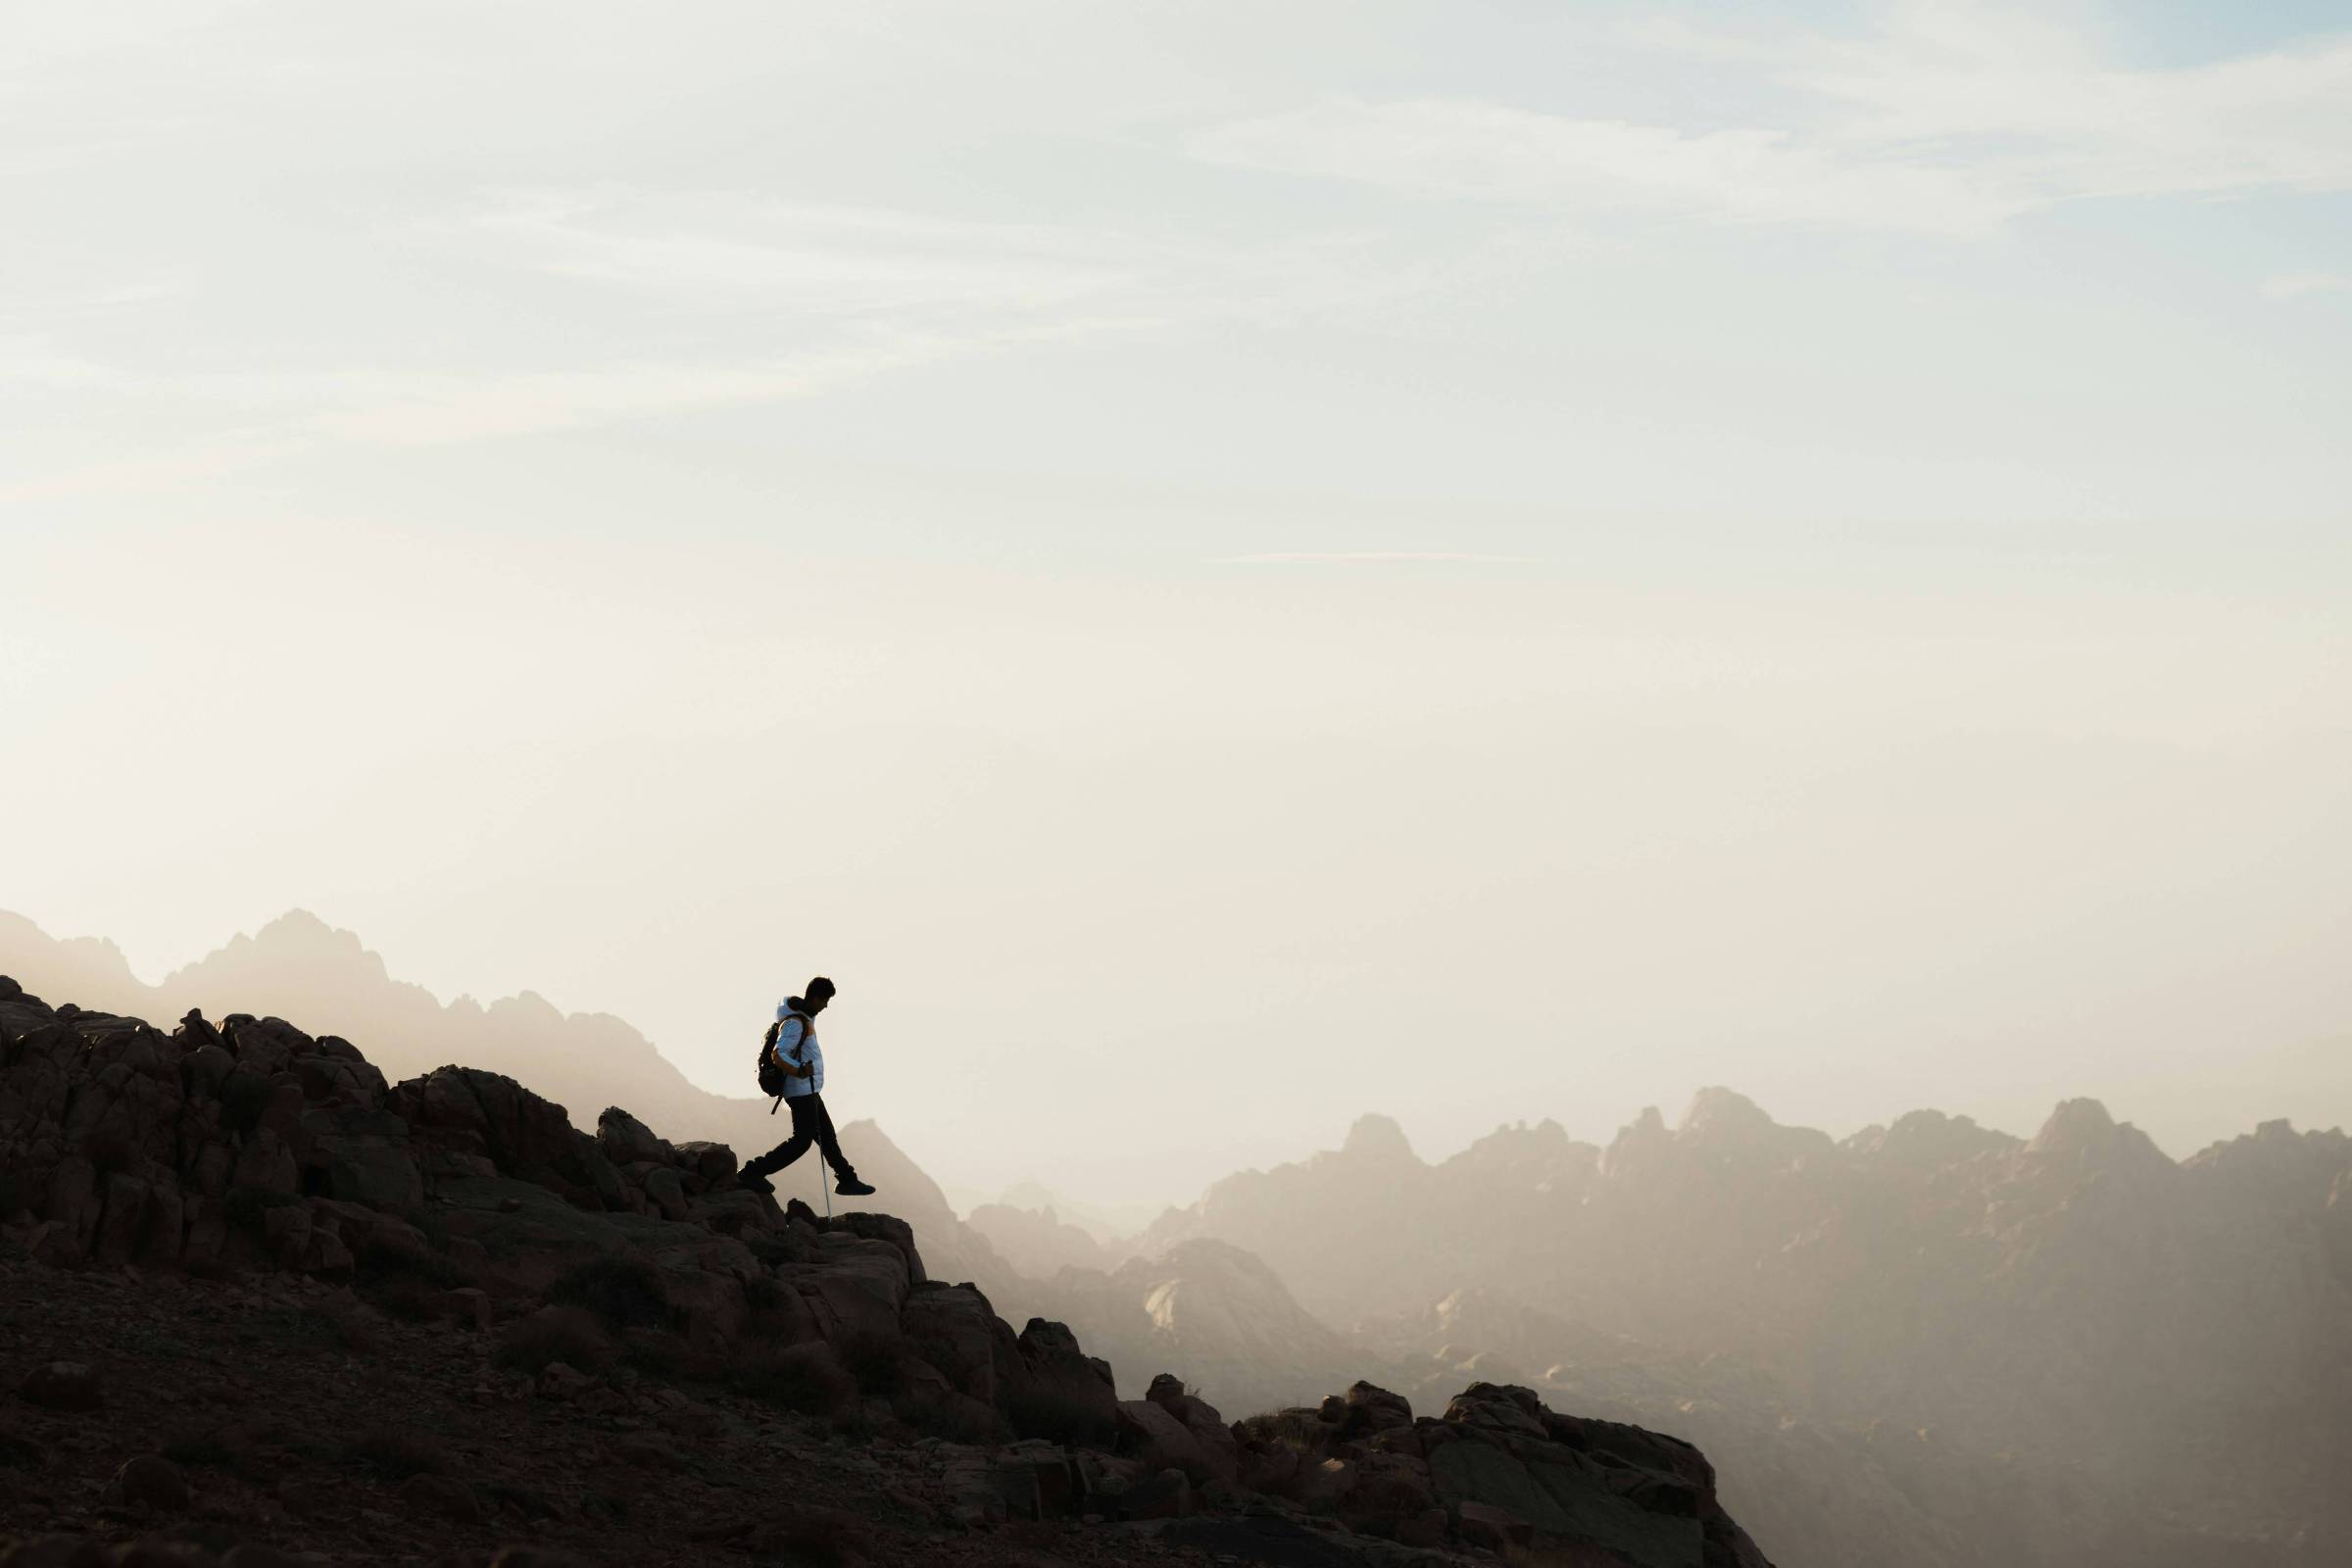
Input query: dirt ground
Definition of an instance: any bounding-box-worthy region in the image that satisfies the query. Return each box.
[0,1254,1298,1568]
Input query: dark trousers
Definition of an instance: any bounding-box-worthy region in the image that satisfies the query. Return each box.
[746,1092,858,1181]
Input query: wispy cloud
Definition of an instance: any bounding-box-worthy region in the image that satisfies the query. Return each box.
[1215,551,1538,565]
[3,185,1473,468]
[1192,9,2352,236]
[1193,100,2022,237]
[444,189,1151,317]
[2261,271,2352,300]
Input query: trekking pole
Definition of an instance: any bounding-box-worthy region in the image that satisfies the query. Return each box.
[821,1164,832,1220]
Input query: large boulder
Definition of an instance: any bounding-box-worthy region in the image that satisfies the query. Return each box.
[386,1065,619,1208]
[903,1282,1003,1404]
[597,1105,675,1168]
[1423,1385,1769,1568]
[1144,1373,1240,1482]
[999,1317,1118,1444]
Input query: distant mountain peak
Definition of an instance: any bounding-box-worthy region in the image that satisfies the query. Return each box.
[257,906,336,937]
[2025,1097,2175,1177]
[1342,1112,1416,1161]
[2026,1097,2116,1153]
[1680,1086,1772,1135]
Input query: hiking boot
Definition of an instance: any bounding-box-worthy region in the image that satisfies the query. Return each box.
[833,1177,876,1197]
[739,1171,776,1195]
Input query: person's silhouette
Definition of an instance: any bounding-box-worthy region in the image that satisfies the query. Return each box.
[741,975,875,1197]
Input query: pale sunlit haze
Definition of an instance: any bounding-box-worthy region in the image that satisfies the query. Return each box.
[6,1,2348,1204]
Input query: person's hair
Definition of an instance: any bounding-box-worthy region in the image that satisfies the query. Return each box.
[805,975,837,1001]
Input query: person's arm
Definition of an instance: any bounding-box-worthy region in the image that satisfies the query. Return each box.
[771,1017,815,1077]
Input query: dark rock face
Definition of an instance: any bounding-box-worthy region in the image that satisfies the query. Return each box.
[0,977,1772,1566]
[1232,1381,1767,1568]
[0,910,1027,1304]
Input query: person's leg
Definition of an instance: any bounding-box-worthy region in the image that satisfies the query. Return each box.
[811,1096,873,1193]
[740,1097,817,1185]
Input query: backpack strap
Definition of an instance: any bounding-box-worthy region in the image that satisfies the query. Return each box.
[771,1010,811,1068]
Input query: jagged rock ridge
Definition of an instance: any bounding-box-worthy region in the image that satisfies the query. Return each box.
[1146,1088,2352,1567]
[0,974,1770,1567]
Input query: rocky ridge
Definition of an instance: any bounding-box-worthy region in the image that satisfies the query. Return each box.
[1144,1094,2352,1566]
[0,974,1771,1568]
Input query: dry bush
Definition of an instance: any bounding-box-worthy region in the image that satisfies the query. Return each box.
[1238,1407,1331,1451]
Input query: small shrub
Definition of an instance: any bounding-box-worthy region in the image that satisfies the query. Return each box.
[495,1305,614,1374]
[549,1254,672,1332]
[1238,1407,1330,1451]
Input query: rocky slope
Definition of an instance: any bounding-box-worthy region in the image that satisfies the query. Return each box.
[0,909,1021,1302]
[0,974,1772,1567]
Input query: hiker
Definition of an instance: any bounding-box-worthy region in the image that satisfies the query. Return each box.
[741,975,876,1197]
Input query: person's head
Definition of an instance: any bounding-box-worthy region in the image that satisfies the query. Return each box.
[803,975,836,1016]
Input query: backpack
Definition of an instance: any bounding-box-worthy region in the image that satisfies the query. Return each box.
[757,1011,809,1099]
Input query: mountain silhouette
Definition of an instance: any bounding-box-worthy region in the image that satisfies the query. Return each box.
[0,968,1775,1566]
[1141,1090,2352,1566]
[0,909,1018,1300]
[9,908,2347,1565]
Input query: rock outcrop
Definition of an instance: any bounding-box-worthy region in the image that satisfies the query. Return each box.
[0,910,1024,1299]
[0,975,1770,1566]
[1235,1381,1770,1567]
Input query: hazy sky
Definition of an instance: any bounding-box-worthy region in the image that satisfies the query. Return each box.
[7,1,2348,1203]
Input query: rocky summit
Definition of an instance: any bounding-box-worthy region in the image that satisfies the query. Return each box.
[0,974,1771,1568]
